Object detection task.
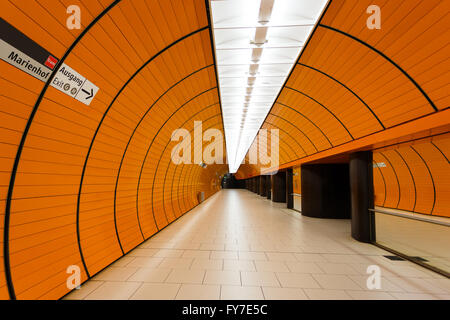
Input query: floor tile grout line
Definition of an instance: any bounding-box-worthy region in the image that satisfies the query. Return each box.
[163,268,175,283]
[260,286,266,300]
[127,281,144,300]
[201,269,207,285]
[173,283,183,300]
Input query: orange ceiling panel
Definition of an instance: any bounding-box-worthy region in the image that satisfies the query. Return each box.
[237,0,449,179]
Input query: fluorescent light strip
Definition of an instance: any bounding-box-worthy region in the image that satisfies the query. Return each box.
[210,0,328,173]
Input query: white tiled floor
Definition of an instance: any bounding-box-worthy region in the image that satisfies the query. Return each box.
[64,190,450,300]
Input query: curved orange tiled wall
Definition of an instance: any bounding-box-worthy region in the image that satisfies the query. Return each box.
[373,133,450,218]
[1,0,227,300]
[237,0,449,181]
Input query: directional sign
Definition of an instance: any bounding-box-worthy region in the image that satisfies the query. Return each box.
[76,79,99,105]
[373,162,386,168]
[0,17,58,81]
[0,17,99,106]
[50,63,99,106]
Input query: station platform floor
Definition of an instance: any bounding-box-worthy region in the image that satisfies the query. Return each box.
[64,190,450,300]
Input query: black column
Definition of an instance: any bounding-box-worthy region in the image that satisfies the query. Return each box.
[260,175,267,197]
[350,151,375,243]
[301,164,350,218]
[256,176,261,195]
[271,171,286,203]
[286,168,293,209]
[266,175,271,199]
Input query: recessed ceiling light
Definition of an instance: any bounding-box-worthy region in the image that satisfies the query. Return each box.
[210,0,329,173]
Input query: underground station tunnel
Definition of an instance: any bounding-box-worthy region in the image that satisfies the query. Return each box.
[0,0,449,307]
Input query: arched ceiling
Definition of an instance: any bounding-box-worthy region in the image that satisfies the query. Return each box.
[236,0,449,179]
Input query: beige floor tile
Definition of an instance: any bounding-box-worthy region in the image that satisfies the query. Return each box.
[262,287,308,300]
[85,282,142,300]
[195,238,215,244]
[190,258,223,270]
[158,257,193,269]
[126,248,159,257]
[130,283,180,300]
[224,260,256,271]
[109,256,136,267]
[239,251,267,261]
[347,275,403,292]
[241,271,280,287]
[166,269,206,284]
[346,290,396,300]
[316,262,360,275]
[322,254,373,264]
[200,243,225,251]
[182,250,211,259]
[225,244,251,251]
[140,241,175,249]
[210,251,239,260]
[255,261,289,272]
[312,274,361,290]
[63,280,104,300]
[221,286,264,300]
[127,257,163,268]
[172,243,201,250]
[276,273,320,289]
[176,284,220,300]
[294,253,327,262]
[304,289,352,300]
[93,267,139,281]
[286,262,323,273]
[204,270,241,285]
[266,252,297,261]
[382,265,437,278]
[250,244,278,252]
[127,267,172,282]
[423,278,450,293]
[275,244,303,253]
[390,292,444,300]
[153,249,184,258]
[387,277,448,294]
[214,238,234,244]
[414,267,450,279]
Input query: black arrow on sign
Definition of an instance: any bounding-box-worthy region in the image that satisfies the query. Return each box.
[81,88,93,100]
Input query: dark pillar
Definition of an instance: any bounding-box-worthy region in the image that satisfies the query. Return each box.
[301,164,350,218]
[350,151,375,243]
[286,168,293,209]
[256,176,261,195]
[266,175,271,199]
[260,175,266,197]
[271,171,286,203]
